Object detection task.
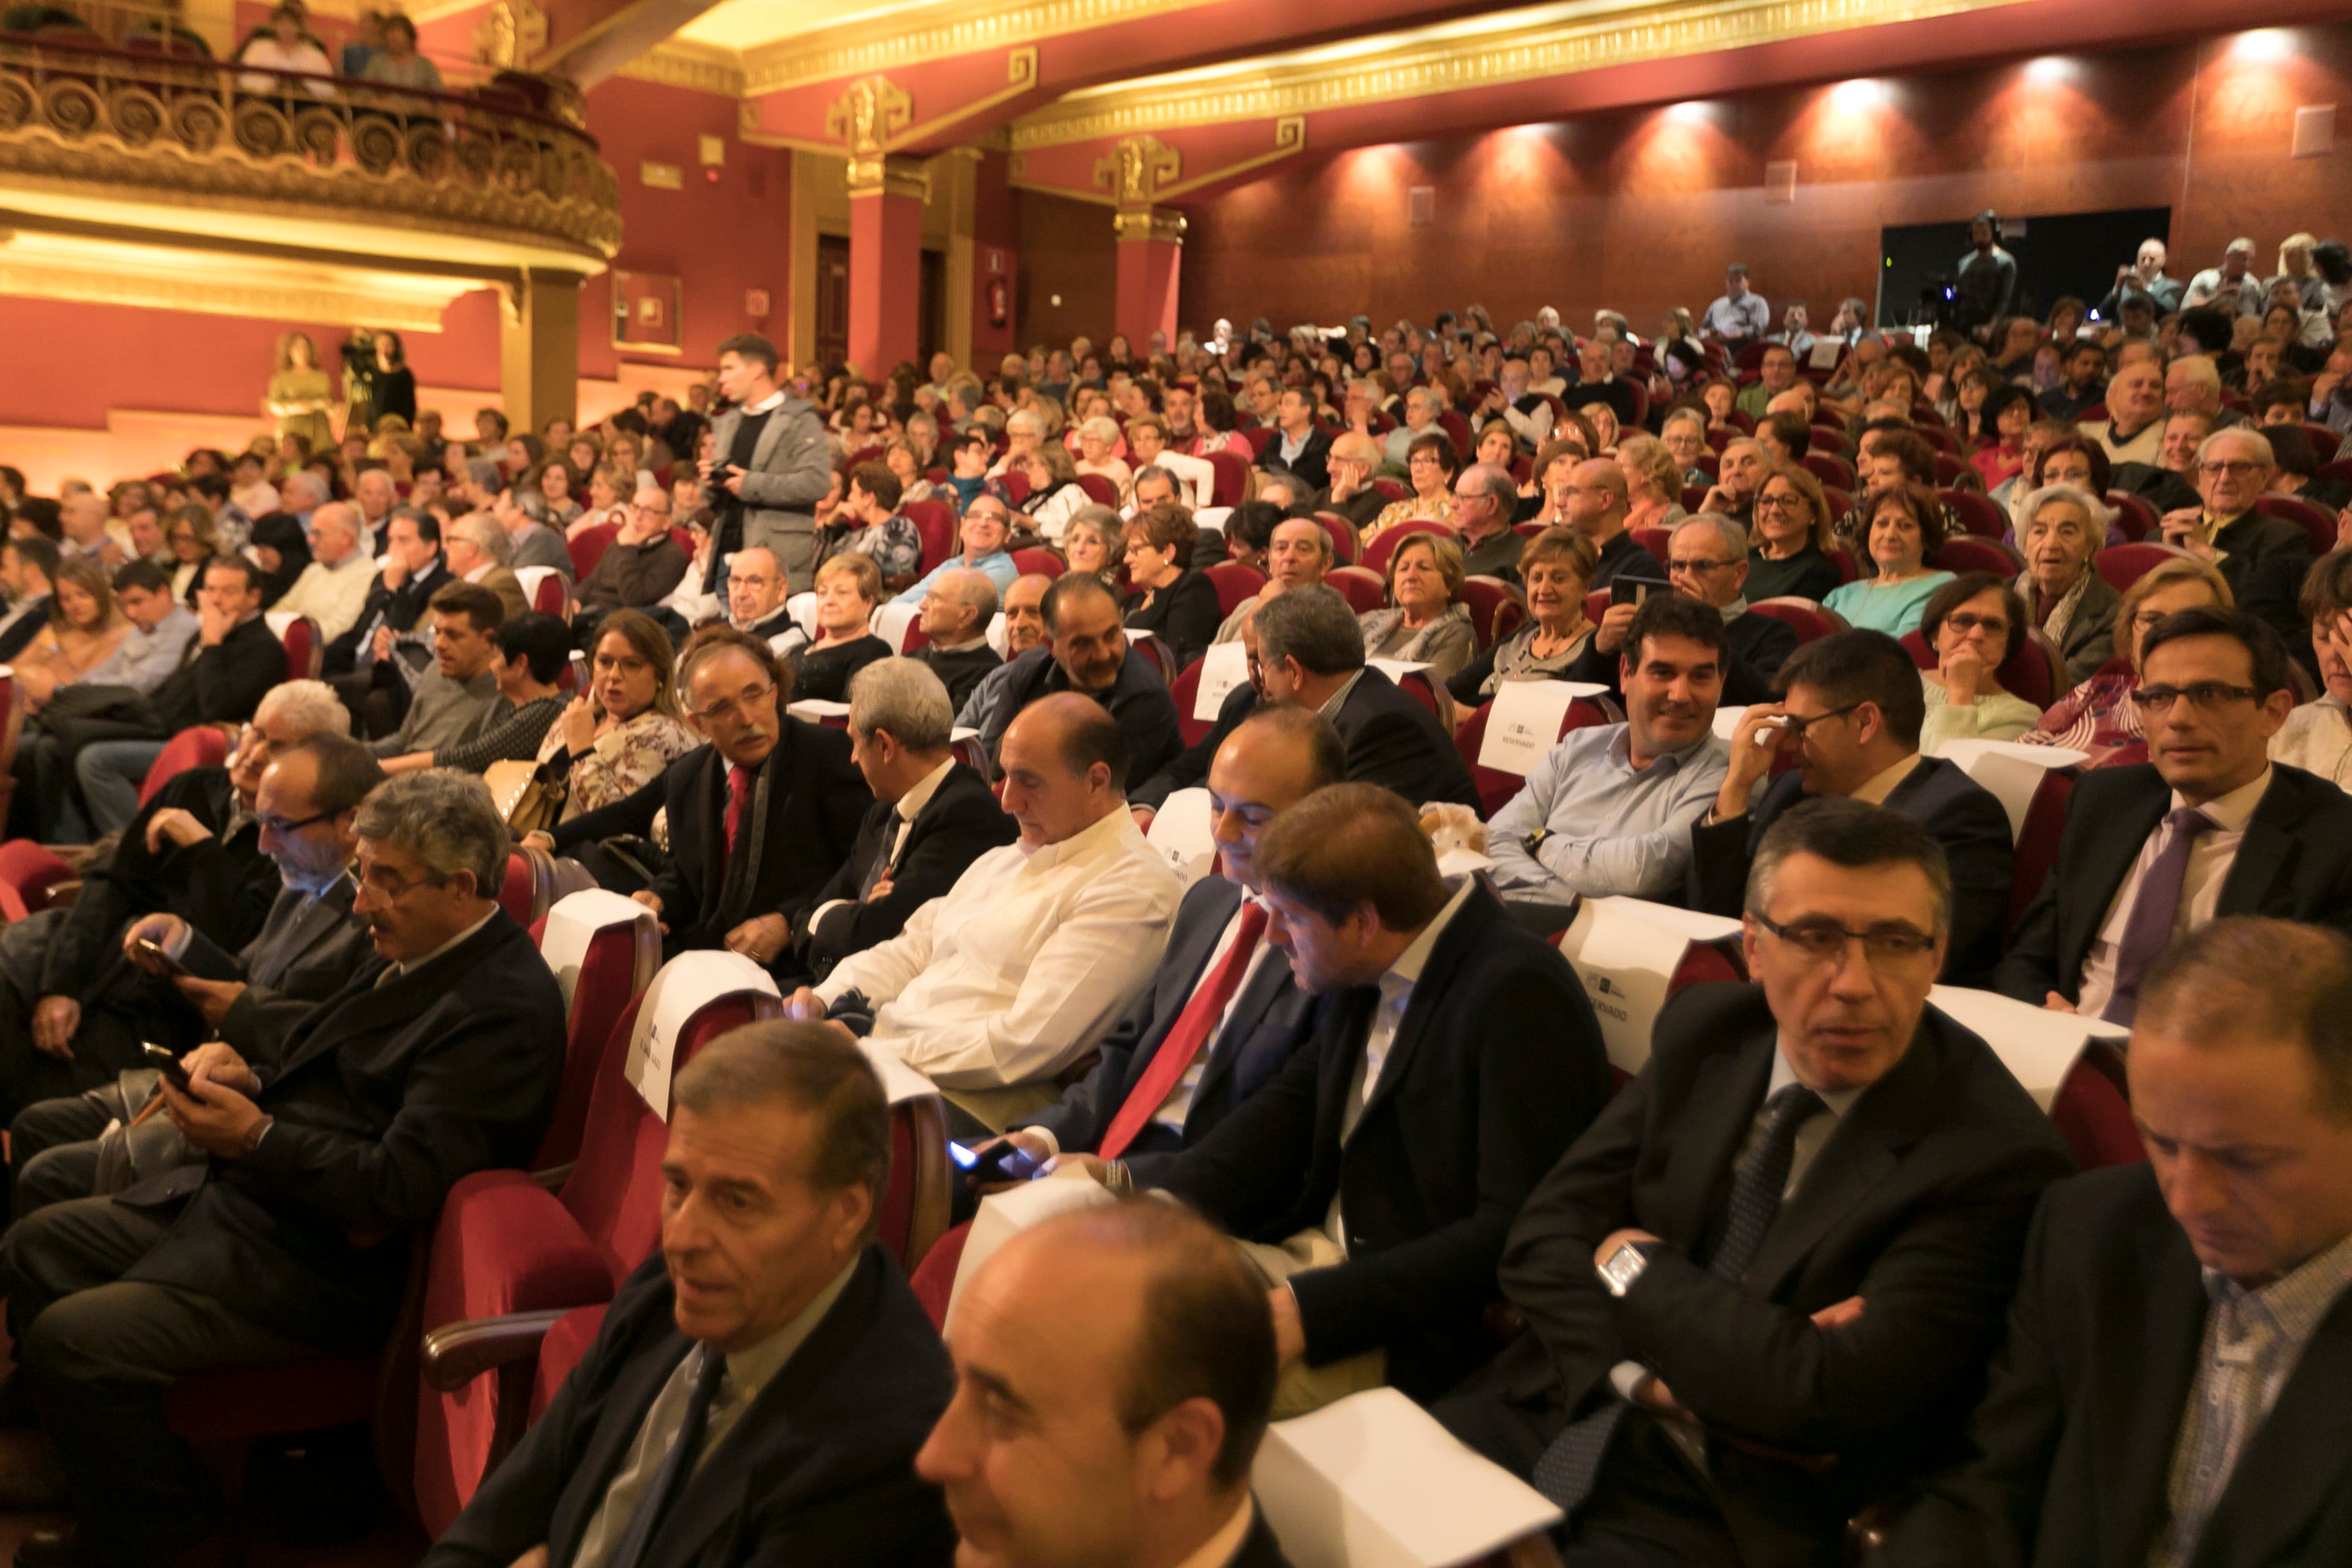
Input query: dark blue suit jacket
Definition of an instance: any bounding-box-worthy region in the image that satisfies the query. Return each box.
[1015,874,1328,1178]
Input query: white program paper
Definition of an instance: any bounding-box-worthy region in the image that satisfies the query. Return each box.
[947,1175,1116,1326]
[623,950,780,1119]
[1254,1388,1562,1568]
[1558,897,1741,1075]
[1478,681,1609,774]
[1145,788,1219,886]
[1195,639,1251,721]
[1938,740,2089,842]
[1929,984,2126,1111]
[537,887,656,1011]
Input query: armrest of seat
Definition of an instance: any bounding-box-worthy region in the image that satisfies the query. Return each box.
[424,1172,615,1331]
[421,1308,573,1392]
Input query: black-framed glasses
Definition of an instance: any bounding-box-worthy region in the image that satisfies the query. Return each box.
[1776,702,1863,738]
[255,809,332,836]
[1940,612,2011,636]
[1752,912,1939,967]
[1669,557,1740,574]
[2130,682,2262,713]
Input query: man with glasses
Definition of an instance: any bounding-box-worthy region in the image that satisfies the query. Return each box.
[267,501,373,641]
[1571,514,1798,704]
[1998,605,2352,1018]
[978,574,1182,792]
[2156,428,2313,642]
[714,545,799,650]
[1453,462,1528,582]
[1440,798,2073,1567]
[573,485,690,648]
[1558,458,1668,591]
[1691,629,2014,983]
[893,497,1020,606]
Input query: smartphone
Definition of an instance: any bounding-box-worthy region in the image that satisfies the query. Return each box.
[948,1140,1042,1184]
[134,936,187,977]
[142,1042,193,1092]
[1612,575,1670,609]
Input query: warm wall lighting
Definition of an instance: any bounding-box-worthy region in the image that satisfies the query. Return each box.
[2023,55,2076,84]
[1829,78,1882,111]
[1665,100,1714,124]
[2233,28,2295,63]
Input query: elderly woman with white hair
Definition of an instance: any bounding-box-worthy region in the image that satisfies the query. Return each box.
[2011,482,2123,683]
[1074,414,1133,503]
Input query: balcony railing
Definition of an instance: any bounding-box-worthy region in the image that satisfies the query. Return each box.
[0,34,620,259]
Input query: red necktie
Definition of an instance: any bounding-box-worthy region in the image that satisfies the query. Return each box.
[724,763,755,855]
[1098,900,1269,1160]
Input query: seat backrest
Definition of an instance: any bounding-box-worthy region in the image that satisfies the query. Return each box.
[2253,494,2339,556]
[1204,561,1266,616]
[2103,491,2156,543]
[1361,517,1452,575]
[263,611,323,679]
[1681,482,1713,513]
[513,565,567,617]
[1010,547,1065,579]
[1169,659,1212,745]
[1204,449,1251,508]
[2052,1047,2145,1169]
[903,498,959,573]
[1456,576,1524,652]
[2094,541,2189,592]
[0,840,76,922]
[1938,489,2007,540]
[1747,596,1847,643]
[1802,452,1855,490]
[533,890,663,1170]
[1327,565,1387,615]
[500,847,561,927]
[1631,526,1673,562]
[138,726,229,806]
[567,522,618,580]
[1457,695,1611,817]
[1313,511,1360,564]
[1074,473,1119,508]
[1937,536,2023,577]
[2009,768,2075,939]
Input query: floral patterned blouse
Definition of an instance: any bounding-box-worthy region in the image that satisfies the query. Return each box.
[536,705,700,823]
[830,513,924,584]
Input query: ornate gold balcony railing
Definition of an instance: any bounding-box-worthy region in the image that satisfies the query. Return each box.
[0,34,620,261]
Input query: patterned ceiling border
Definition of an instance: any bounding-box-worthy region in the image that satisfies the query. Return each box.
[615,39,748,96]
[736,0,1227,96]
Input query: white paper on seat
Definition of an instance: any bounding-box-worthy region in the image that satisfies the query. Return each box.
[785,591,818,638]
[624,950,780,1119]
[1254,1388,1562,1568]
[1195,640,1251,720]
[1366,658,1428,686]
[874,600,923,653]
[985,612,1008,656]
[538,887,654,1010]
[263,610,299,640]
[860,1039,941,1106]
[513,565,561,609]
[1558,896,1743,1075]
[1938,740,2089,842]
[1194,505,1234,534]
[1478,680,1608,775]
[786,698,851,724]
[948,1174,1117,1325]
[1713,704,1747,740]
[1146,788,1218,886]
[951,726,979,744]
[1927,985,2126,1111]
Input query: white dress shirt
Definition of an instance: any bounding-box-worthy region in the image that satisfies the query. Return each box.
[803,758,956,936]
[1127,449,1217,512]
[273,550,377,641]
[816,807,1183,1089]
[2270,694,2352,791]
[2074,767,2271,1018]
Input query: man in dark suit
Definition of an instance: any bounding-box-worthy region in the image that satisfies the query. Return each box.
[1997,606,2352,1021]
[1563,458,1670,593]
[8,732,384,1212]
[910,566,1003,713]
[1074,784,1608,1413]
[1693,629,2015,983]
[553,626,872,969]
[1880,916,2352,1568]
[1440,800,2073,1566]
[790,658,1016,981]
[999,708,1343,1179]
[0,533,55,662]
[2154,426,2312,606]
[920,1203,1294,1568]
[428,1022,958,1568]
[1569,514,1800,705]
[980,573,1183,792]
[323,505,449,738]
[0,769,567,1565]
[1262,388,1334,494]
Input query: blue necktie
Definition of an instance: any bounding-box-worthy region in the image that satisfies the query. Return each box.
[605,1345,727,1568]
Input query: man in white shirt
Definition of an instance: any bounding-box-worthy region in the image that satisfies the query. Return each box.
[270,502,375,641]
[1498,358,1555,451]
[352,469,397,553]
[788,692,1182,1130]
[1702,264,1770,345]
[2083,359,2168,467]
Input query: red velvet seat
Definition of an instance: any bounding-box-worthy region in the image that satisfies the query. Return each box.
[2009,768,2074,939]
[1360,518,1452,575]
[1802,452,1856,490]
[271,612,322,679]
[1204,561,1266,616]
[0,840,77,921]
[137,727,229,808]
[1327,566,1387,615]
[1455,696,1612,817]
[1938,488,2007,541]
[903,498,958,573]
[566,523,617,580]
[1747,597,1848,644]
[1204,449,1251,508]
[1010,547,1065,579]
[2052,1045,2143,1170]
[1456,576,1525,652]
[1313,511,1360,564]
[1074,473,1120,508]
[1170,659,1214,745]
[2103,491,2156,543]
[2095,542,2190,592]
[1935,536,2023,577]
[2253,494,2338,556]
[530,889,663,1171]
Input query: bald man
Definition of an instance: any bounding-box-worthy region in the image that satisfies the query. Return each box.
[55,493,122,570]
[1561,457,1667,590]
[912,567,1002,712]
[953,573,1049,732]
[724,545,801,648]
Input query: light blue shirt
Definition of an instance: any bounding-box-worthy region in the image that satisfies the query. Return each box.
[892,547,1018,606]
[1823,573,1955,638]
[1486,723,1732,903]
[81,605,197,694]
[1703,291,1771,339]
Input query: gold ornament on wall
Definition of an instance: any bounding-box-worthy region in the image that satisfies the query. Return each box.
[825,75,912,158]
[473,0,548,70]
[1094,134,1180,205]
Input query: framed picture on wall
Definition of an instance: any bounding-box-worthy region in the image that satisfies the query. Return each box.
[612,271,684,354]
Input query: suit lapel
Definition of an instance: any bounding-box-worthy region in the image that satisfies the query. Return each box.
[2095,1220,2209,1568]
[1354,887,1484,1127]
[2071,774,2171,968]
[1658,1038,1775,1251]
[555,1329,696,1558]
[2193,1295,2352,1567]
[2215,777,2297,917]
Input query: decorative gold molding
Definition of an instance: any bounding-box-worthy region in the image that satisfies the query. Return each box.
[1111,205,1185,244]
[845,150,930,200]
[735,0,1222,97]
[615,40,747,98]
[1094,134,1179,205]
[0,231,479,331]
[893,46,1036,148]
[827,75,913,156]
[1009,0,2032,147]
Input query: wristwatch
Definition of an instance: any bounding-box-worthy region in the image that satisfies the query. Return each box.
[1597,1239,1661,1298]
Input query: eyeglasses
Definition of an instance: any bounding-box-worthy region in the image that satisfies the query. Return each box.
[255,808,334,836]
[1752,912,1939,968]
[689,682,776,724]
[1755,493,1806,511]
[1669,557,1738,574]
[1940,612,2010,636]
[2130,682,2262,712]
[2201,461,2266,479]
[1776,701,1863,738]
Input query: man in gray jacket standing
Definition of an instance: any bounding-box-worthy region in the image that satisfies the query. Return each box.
[703,333,831,596]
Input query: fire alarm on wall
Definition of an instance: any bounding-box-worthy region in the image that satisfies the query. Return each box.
[746,288,771,317]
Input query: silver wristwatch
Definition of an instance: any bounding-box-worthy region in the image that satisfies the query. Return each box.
[1597,1239,1659,1298]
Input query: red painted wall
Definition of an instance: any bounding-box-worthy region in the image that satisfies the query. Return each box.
[1013,188,1117,349]
[1180,25,2352,338]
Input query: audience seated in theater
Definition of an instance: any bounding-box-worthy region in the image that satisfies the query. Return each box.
[1127,417,1216,510]
[322,504,447,679]
[2271,547,2352,791]
[1825,482,1958,638]
[265,501,374,640]
[1997,605,2352,1019]
[1696,436,1768,533]
[2082,358,2168,467]
[1882,916,2352,1568]
[379,610,568,777]
[996,709,1343,1177]
[821,461,924,597]
[494,483,576,581]
[1060,505,1125,590]
[1558,456,1670,593]
[1321,431,1389,530]
[2038,337,2112,420]
[1063,783,1605,1415]
[910,567,1001,713]
[1567,514,1799,705]
[573,485,690,646]
[2156,428,2315,649]
[791,694,1181,1130]
[977,574,1183,792]
[953,571,1050,731]
[1121,503,1225,670]
[72,561,198,700]
[1365,434,1459,543]
[69,553,286,839]
[10,559,126,718]
[1615,435,1691,542]
[426,1023,958,1568]
[1486,595,1735,922]
[1446,527,1599,705]
[1018,443,1092,543]
[1572,337,1644,433]
[365,579,505,762]
[787,659,1018,983]
[1214,511,1327,644]
[1446,460,1529,584]
[785,553,892,705]
[0,771,567,1567]
[1262,388,1334,494]
[529,609,700,827]
[671,543,794,653]
[440,509,530,624]
[0,682,349,1122]
[1357,531,1477,683]
[919,1203,1292,1568]
[1251,585,1477,812]
[1916,573,2044,753]
[559,627,869,968]
[1695,630,2014,982]
[1442,799,2071,1565]
[895,495,1020,606]
[2028,556,2230,755]
[2011,485,2121,684]
[0,533,56,662]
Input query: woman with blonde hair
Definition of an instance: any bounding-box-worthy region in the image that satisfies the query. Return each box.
[2029,555,2230,753]
[16,558,131,711]
[1446,528,1602,703]
[1617,434,1687,536]
[1357,531,1475,682]
[532,609,698,821]
[1743,462,1842,603]
[264,332,336,454]
[1074,415,1133,502]
[1020,441,1089,541]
